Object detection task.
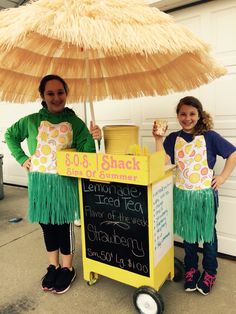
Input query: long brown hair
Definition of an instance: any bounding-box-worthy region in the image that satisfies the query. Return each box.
[176,96,213,136]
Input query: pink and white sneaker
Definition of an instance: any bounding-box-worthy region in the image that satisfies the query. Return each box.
[197,271,216,295]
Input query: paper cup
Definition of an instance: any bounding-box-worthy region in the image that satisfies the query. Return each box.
[154,119,168,136]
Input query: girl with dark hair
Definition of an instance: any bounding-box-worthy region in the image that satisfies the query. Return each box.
[5,74,102,294]
[153,96,236,295]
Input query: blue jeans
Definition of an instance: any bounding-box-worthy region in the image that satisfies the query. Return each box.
[183,229,218,275]
[183,189,218,275]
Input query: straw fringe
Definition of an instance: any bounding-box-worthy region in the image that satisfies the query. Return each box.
[173,186,215,243]
[28,171,79,224]
[0,46,198,78]
[0,0,209,55]
[0,50,226,103]
[0,0,227,103]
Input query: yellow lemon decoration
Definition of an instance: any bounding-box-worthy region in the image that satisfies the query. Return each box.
[39,165,46,173]
[189,173,200,184]
[195,139,203,148]
[40,132,48,141]
[194,154,202,162]
[32,159,39,166]
[175,141,184,150]
[194,164,201,171]
[203,179,211,187]
[127,144,150,156]
[41,145,51,155]
[48,165,56,171]
[185,144,192,154]
[40,156,47,164]
[51,130,59,138]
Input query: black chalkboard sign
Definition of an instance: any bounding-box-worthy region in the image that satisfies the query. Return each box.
[82,178,149,277]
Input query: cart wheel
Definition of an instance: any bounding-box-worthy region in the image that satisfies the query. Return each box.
[173,257,184,282]
[133,286,164,314]
[87,272,99,286]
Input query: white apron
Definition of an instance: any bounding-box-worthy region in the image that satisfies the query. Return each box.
[174,135,215,243]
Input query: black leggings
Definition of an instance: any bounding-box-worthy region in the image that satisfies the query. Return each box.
[40,223,75,255]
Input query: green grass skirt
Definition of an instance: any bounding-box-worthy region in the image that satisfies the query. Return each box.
[28,172,80,224]
[174,185,215,243]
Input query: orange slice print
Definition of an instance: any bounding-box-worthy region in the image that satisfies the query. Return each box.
[60,124,69,133]
[178,160,185,170]
[178,150,184,158]
[201,167,208,175]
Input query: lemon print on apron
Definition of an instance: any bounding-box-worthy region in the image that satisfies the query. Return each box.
[189,173,200,184]
[41,145,51,155]
[175,136,213,190]
[30,121,73,174]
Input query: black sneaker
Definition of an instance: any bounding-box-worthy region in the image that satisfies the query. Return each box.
[42,264,61,291]
[184,268,201,292]
[197,271,216,295]
[53,267,76,294]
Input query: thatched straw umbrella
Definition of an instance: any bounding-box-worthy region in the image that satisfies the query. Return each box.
[0,0,226,122]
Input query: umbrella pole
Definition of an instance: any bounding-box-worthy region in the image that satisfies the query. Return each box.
[85,49,99,152]
[89,99,99,152]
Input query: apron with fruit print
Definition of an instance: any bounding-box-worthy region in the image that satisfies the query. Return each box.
[174,135,215,243]
[28,121,79,224]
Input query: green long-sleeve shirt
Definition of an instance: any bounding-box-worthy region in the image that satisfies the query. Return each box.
[5,107,95,165]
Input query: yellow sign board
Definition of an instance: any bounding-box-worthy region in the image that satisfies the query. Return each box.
[57,151,165,185]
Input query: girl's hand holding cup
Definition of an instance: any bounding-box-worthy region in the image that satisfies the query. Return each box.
[152,119,168,138]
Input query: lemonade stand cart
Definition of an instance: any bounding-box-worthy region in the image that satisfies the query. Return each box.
[57,149,179,314]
